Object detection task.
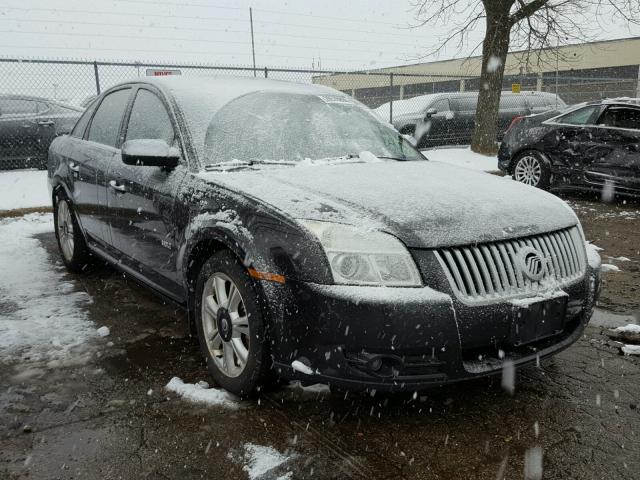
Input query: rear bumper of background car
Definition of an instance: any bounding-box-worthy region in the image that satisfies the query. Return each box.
[269,255,601,392]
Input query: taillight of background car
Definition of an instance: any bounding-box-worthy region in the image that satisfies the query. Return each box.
[506,115,524,132]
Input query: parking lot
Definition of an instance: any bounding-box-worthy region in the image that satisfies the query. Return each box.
[1,191,638,480]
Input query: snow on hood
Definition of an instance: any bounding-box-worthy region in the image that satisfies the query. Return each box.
[199,161,578,249]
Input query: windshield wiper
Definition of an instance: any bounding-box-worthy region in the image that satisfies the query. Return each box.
[376,155,408,162]
[204,159,297,172]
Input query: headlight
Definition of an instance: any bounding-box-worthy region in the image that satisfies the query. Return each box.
[301,220,422,287]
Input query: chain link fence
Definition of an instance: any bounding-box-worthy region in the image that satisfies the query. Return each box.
[1,57,638,170]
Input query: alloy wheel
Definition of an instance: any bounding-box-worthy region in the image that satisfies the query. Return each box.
[57,199,75,261]
[201,272,250,378]
[514,155,542,186]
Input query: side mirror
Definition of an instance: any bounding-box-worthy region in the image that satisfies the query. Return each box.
[121,139,180,168]
[425,108,437,119]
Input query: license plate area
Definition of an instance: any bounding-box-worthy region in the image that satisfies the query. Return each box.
[510,296,568,347]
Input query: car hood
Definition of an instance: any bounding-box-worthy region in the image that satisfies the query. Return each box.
[200,161,578,249]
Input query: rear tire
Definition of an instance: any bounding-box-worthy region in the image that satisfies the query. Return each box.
[512,150,551,190]
[53,191,92,272]
[194,250,272,396]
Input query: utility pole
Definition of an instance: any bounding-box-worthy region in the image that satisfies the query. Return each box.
[249,7,256,77]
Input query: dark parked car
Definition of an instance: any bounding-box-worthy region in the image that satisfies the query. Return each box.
[498,99,640,196]
[0,94,82,170]
[48,77,600,396]
[376,91,565,148]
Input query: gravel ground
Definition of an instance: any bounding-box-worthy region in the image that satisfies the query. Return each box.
[1,194,639,480]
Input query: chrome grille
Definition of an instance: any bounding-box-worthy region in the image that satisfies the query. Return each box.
[435,227,586,302]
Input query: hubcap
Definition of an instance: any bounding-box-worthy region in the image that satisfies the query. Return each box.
[514,155,542,186]
[57,200,75,261]
[201,272,250,378]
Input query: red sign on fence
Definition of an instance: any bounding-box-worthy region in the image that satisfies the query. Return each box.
[145,69,182,77]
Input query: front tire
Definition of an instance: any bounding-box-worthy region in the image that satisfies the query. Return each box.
[53,191,92,272]
[194,251,272,396]
[512,151,551,190]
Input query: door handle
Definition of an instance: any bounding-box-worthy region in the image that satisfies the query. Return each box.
[109,180,126,193]
[37,120,55,126]
[69,162,80,173]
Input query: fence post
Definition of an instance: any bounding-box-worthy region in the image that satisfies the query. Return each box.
[264,67,268,78]
[389,72,394,124]
[93,61,101,95]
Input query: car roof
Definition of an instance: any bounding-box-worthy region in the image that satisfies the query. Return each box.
[0,93,50,102]
[0,93,82,110]
[597,97,640,107]
[111,76,344,115]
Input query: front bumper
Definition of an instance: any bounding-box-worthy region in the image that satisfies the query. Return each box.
[267,251,601,392]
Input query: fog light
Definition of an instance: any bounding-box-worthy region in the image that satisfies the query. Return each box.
[369,357,383,372]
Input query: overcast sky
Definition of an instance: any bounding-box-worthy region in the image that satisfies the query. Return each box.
[1,0,639,71]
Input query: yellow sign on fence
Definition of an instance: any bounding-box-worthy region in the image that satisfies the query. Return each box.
[512,83,521,93]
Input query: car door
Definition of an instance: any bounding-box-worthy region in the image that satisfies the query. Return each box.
[540,104,604,176]
[421,98,453,146]
[588,105,640,192]
[73,87,133,245]
[106,86,187,299]
[450,95,477,145]
[34,101,57,159]
[0,97,40,167]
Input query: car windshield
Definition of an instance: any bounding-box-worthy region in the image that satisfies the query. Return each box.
[202,91,424,166]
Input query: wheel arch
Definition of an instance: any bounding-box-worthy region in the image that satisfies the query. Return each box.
[181,226,271,334]
[50,176,73,206]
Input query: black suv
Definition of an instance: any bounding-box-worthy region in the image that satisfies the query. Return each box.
[376,91,564,148]
[0,94,82,170]
[498,99,640,197]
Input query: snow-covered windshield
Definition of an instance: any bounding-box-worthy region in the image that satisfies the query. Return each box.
[202,92,424,165]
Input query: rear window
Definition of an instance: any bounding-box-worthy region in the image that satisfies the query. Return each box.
[555,105,600,125]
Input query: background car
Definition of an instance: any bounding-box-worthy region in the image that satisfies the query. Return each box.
[498,98,640,197]
[0,94,83,170]
[376,90,565,148]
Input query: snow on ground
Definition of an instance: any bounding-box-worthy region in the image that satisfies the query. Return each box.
[165,376,239,408]
[0,213,95,367]
[421,147,499,172]
[622,344,640,355]
[228,443,296,480]
[0,170,50,211]
[600,263,621,273]
[286,381,331,394]
[611,324,640,334]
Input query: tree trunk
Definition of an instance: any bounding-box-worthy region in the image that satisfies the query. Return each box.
[470,1,513,155]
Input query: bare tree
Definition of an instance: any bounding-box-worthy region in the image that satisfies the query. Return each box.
[412,0,640,155]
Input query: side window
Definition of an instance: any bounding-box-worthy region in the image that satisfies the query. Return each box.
[556,105,600,125]
[500,95,527,110]
[71,105,95,138]
[87,89,131,147]
[525,96,546,109]
[37,102,53,115]
[125,89,175,145]
[0,98,38,115]
[430,98,450,112]
[452,96,477,113]
[597,107,640,130]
